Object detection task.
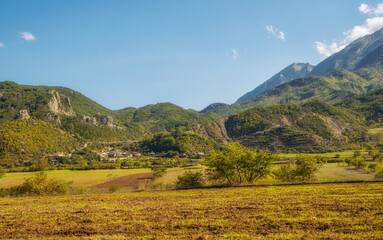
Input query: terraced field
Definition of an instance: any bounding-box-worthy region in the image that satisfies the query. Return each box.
[1,182,383,239]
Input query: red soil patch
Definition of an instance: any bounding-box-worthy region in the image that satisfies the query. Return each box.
[94,172,154,188]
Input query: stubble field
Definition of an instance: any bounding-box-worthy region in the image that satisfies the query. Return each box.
[1,182,383,239]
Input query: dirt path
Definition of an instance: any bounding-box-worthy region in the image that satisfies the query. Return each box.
[94,172,154,188]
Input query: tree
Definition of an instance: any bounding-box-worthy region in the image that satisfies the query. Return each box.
[151,165,167,178]
[274,155,323,182]
[0,168,5,178]
[205,142,276,185]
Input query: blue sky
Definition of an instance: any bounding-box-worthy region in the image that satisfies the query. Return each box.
[0,0,382,110]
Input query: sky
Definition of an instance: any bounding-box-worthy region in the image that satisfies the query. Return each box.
[1,0,383,111]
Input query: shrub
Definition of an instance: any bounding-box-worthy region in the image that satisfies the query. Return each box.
[7,172,72,196]
[176,171,205,189]
[375,167,383,179]
[151,166,167,178]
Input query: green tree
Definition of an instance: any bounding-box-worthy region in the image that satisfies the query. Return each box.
[0,168,5,178]
[151,165,167,178]
[205,142,276,185]
[274,155,323,182]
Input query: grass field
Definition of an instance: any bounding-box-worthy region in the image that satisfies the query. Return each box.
[277,150,369,159]
[368,127,383,135]
[0,169,152,188]
[1,182,382,239]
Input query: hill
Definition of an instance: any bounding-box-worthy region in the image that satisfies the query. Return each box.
[236,63,314,103]
[0,81,220,143]
[0,119,78,162]
[196,101,365,153]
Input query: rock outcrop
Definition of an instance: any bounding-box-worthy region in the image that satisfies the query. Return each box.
[82,115,97,125]
[100,116,114,127]
[193,118,229,143]
[45,112,61,125]
[17,110,30,120]
[47,90,75,116]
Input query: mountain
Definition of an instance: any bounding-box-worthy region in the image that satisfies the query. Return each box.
[196,101,365,153]
[0,81,220,142]
[202,66,383,117]
[236,63,314,103]
[310,27,383,76]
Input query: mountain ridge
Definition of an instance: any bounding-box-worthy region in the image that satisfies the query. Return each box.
[236,63,314,103]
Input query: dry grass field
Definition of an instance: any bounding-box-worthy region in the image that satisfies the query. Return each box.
[1,182,383,239]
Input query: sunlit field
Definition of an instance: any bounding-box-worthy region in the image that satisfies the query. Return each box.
[1,182,382,239]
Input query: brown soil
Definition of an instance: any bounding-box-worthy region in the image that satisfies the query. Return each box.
[94,172,154,188]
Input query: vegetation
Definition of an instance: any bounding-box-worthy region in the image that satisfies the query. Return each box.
[205,142,276,185]
[274,155,323,182]
[151,165,167,178]
[139,127,220,156]
[175,171,205,189]
[0,119,77,162]
[1,172,72,196]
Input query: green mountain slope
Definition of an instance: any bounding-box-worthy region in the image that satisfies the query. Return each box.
[197,101,365,153]
[0,119,78,161]
[202,67,383,116]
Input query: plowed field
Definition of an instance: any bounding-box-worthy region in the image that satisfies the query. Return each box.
[1,182,383,239]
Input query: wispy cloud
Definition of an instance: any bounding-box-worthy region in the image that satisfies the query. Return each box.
[266,25,285,41]
[0,43,3,47]
[21,31,36,41]
[314,3,383,58]
[232,49,239,61]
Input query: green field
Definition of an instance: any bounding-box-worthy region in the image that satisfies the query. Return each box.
[277,150,369,159]
[0,169,152,188]
[1,182,382,239]
[368,127,383,135]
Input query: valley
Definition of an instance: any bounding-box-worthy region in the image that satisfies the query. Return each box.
[3,6,383,238]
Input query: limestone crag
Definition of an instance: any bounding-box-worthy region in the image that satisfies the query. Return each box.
[45,112,61,125]
[47,90,76,116]
[100,116,114,127]
[17,110,30,120]
[82,115,97,125]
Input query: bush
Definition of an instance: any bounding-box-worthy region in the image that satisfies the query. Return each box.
[375,167,383,179]
[176,171,205,189]
[6,172,72,196]
[151,166,167,178]
[274,155,323,182]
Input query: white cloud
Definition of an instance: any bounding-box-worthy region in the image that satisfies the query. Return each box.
[359,3,373,14]
[266,25,285,41]
[232,48,239,60]
[344,16,383,42]
[314,41,347,58]
[314,3,383,58]
[21,32,36,41]
[0,43,3,47]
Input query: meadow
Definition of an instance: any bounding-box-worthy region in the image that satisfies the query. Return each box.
[1,182,382,239]
[0,169,152,188]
